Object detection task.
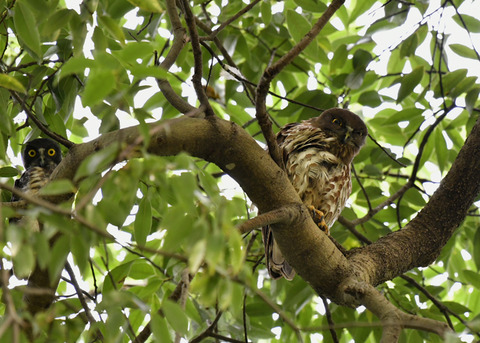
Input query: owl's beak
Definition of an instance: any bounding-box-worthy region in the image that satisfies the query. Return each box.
[38,150,46,167]
[342,127,353,144]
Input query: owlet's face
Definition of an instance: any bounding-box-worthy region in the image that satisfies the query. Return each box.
[311,108,368,153]
[22,138,62,170]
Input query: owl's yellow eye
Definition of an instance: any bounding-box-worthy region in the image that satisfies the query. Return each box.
[48,148,56,156]
[332,118,343,127]
[28,149,36,157]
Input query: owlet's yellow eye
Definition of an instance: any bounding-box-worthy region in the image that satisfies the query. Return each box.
[332,118,343,127]
[48,148,56,156]
[28,149,36,157]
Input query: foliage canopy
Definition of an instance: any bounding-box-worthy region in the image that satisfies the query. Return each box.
[0,0,480,342]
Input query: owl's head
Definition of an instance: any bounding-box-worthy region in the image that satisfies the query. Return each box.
[312,108,368,151]
[22,138,62,170]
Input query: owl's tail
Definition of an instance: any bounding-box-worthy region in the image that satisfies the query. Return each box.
[262,225,296,280]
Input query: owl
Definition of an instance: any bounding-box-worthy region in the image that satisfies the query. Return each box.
[263,108,367,280]
[11,138,62,203]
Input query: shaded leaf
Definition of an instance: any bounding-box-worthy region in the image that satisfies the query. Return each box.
[134,196,152,246]
[163,300,189,335]
[397,66,424,103]
[0,166,19,177]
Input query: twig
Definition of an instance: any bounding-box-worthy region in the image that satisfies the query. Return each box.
[64,262,103,339]
[10,92,74,148]
[190,311,223,343]
[204,0,262,40]
[237,206,297,234]
[174,268,190,343]
[181,0,215,116]
[1,182,113,240]
[321,295,339,343]
[157,0,195,114]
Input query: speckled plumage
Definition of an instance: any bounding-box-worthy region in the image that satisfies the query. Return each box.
[263,108,367,280]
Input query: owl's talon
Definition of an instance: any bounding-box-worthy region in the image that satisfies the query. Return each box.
[307,205,329,235]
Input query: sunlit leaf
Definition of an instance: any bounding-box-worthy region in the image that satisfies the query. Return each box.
[126,0,163,13]
[450,43,478,60]
[38,179,77,196]
[452,14,480,33]
[0,74,26,94]
[14,1,42,59]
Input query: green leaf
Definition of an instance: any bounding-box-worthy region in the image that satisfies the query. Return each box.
[260,1,271,26]
[453,14,480,33]
[462,270,480,290]
[126,0,164,13]
[14,0,42,59]
[286,10,311,43]
[345,67,366,89]
[358,90,382,107]
[434,128,447,173]
[293,0,327,13]
[397,66,424,103]
[41,8,73,37]
[151,314,172,342]
[466,87,480,114]
[228,230,244,275]
[400,32,418,58]
[129,65,167,79]
[60,56,96,79]
[13,244,35,279]
[103,262,133,294]
[74,142,120,181]
[330,44,348,73]
[128,259,155,280]
[98,15,125,44]
[433,69,468,98]
[0,74,27,93]
[134,196,152,246]
[450,43,478,60]
[81,69,116,107]
[0,166,19,177]
[473,227,480,271]
[162,300,188,335]
[49,235,70,281]
[38,179,77,196]
[188,239,206,273]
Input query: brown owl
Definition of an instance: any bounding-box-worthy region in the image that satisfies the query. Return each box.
[263,108,368,280]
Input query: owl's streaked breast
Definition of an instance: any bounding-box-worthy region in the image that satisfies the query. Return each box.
[279,123,352,228]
